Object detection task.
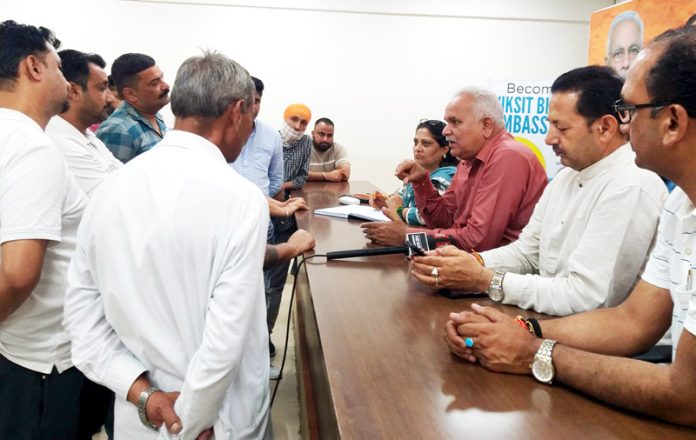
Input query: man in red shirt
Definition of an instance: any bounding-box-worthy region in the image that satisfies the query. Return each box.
[363,87,547,251]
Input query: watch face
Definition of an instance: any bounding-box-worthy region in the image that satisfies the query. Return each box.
[488,288,503,302]
[532,359,554,383]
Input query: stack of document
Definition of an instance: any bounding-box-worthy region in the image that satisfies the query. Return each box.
[314,205,390,222]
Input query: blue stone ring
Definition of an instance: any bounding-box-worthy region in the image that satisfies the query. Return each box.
[465,337,475,348]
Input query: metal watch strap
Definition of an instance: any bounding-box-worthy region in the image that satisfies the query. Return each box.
[486,271,506,302]
[138,386,160,431]
[532,339,557,384]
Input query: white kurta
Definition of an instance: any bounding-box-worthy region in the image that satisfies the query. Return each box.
[480,144,667,315]
[64,130,271,439]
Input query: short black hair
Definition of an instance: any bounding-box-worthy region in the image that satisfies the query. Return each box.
[252,76,264,95]
[58,49,106,90]
[551,65,623,124]
[315,117,334,127]
[647,26,696,118]
[0,20,60,90]
[110,53,155,95]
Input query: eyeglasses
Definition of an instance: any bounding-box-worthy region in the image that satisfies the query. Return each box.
[613,99,671,124]
[419,119,445,129]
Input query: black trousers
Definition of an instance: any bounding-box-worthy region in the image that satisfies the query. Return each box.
[0,354,83,440]
[76,379,113,440]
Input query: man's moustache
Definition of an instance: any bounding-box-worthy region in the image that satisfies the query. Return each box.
[159,89,170,99]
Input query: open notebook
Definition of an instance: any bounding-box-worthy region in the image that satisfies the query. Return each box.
[314,205,390,222]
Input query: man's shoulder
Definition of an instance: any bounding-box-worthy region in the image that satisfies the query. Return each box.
[485,132,544,175]
[96,110,138,135]
[663,186,688,211]
[495,135,537,158]
[331,142,349,159]
[603,147,665,193]
[0,113,62,162]
[253,119,277,133]
[250,119,282,146]
[99,103,147,132]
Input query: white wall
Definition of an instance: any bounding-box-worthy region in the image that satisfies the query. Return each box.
[1,0,611,191]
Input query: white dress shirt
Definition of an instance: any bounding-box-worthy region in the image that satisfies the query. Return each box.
[481,144,667,315]
[64,130,271,439]
[0,109,86,374]
[46,115,122,197]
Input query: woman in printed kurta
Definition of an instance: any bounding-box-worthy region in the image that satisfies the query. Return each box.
[373,120,458,225]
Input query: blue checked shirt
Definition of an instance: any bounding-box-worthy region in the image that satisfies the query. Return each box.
[273,134,311,232]
[96,101,167,163]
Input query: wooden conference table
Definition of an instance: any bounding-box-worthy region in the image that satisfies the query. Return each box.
[291,181,694,440]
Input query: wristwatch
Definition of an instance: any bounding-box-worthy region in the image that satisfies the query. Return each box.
[486,271,506,302]
[531,339,557,384]
[138,386,160,431]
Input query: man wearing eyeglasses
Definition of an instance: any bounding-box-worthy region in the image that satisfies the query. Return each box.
[605,10,644,79]
[443,26,696,427]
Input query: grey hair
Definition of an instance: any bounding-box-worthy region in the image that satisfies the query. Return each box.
[170,50,253,119]
[455,87,505,128]
[605,10,644,55]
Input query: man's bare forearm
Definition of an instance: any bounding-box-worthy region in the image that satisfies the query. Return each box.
[263,244,297,269]
[553,340,696,426]
[0,240,47,321]
[307,171,324,181]
[542,280,672,356]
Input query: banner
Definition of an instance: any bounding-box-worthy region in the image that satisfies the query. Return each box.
[588,0,695,78]
[488,79,559,179]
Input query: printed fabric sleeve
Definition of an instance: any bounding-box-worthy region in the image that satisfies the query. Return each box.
[406,167,456,226]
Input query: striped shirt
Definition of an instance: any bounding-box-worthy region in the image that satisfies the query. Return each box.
[642,187,696,360]
[309,142,350,172]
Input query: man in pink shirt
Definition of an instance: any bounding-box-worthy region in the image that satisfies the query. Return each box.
[363,87,547,251]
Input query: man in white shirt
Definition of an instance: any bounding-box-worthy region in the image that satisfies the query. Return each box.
[47,49,122,197]
[64,51,272,439]
[412,65,667,316]
[443,26,696,427]
[0,20,87,439]
[45,48,123,439]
